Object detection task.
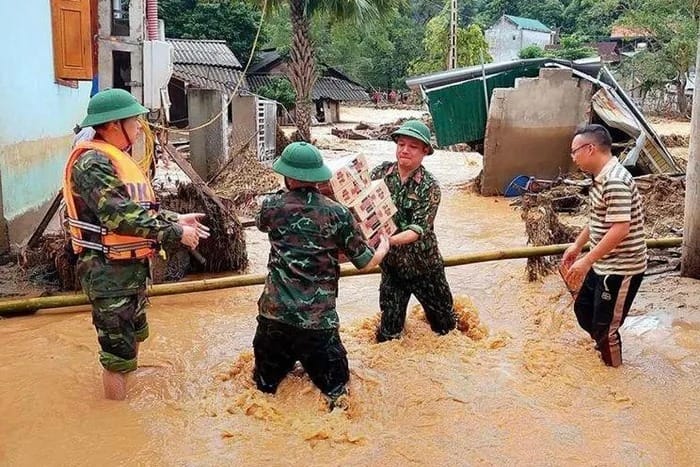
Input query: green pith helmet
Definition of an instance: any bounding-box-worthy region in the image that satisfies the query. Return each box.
[80,88,149,128]
[273,142,332,182]
[391,120,434,155]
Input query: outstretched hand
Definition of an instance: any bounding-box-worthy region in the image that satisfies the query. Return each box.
[178,213,210,239]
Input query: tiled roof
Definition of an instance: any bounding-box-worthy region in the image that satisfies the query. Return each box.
[247,74,369,102]
[172,63,248,93]
[167,38,242,68]
[610,25,651,39]
[504,15,551,33]
[313,76,369,101]
[251,49,283,72]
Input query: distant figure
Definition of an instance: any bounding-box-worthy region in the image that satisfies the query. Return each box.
[254,142,389,410]
[372,90,382,108]
[388,89,398,104]
[562,124,647,367]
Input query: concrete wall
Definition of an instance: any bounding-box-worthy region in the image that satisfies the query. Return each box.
[188,89,228,180]
[0,1,92,250]
[97,0,144,100]
[481,68,593,195]
[231,94,257,149]
[486,18,552,63]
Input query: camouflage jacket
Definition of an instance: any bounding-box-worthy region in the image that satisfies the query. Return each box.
[371,161,443,278]
[256,187,374,329]
[71,149,183,299]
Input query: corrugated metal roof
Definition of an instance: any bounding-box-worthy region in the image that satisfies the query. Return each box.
[406,59,601,91]
[247,74,369,102]
[504,15,551,33]
[167,38,242,68]
[426,66,541,145]
[172,63,248,93]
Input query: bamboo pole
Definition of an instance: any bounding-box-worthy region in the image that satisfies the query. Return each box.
[0,237,682,317]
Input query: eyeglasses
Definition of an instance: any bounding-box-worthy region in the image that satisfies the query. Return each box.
[570,143,592,156]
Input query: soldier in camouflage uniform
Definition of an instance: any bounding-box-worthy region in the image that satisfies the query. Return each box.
[370,120,456,342]
[254,142,389,410]
[65,88,207,400]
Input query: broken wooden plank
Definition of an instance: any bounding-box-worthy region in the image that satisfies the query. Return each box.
[27,191,63,249]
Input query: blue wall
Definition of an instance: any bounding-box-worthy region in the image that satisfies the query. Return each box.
[0,1,92,223]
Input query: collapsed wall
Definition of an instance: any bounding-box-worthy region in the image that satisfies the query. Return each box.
[482,68,593,195]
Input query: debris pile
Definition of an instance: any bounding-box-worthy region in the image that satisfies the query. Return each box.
[209,146,280,219]
[660,133,690,148]
[331,116,434,142]
[635,174,685,237]
[159,182,248,274]
[520,194,580,281]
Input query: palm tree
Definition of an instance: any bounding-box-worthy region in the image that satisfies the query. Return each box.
[262,0,396,141]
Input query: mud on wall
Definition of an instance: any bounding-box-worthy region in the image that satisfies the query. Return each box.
[0,1,92,251]
[481,68,593,195]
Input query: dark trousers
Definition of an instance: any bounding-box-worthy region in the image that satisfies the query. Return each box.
[377,267,456,341]
[252,316,349,397]
[574,269,644,367]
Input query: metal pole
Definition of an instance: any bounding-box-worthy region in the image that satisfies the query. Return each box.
[480,48,489,112]
[449,0,457,69]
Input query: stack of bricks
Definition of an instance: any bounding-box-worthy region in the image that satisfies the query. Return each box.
[324,155,397,249]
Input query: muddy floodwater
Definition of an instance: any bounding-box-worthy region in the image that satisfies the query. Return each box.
[1,114,699,466]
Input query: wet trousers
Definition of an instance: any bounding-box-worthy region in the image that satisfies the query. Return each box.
[574,269,644,367]
[91,293,149,373]
[377,267,456,342]
[252,316,349,397]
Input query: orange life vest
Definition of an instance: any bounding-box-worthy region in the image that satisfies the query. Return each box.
[63,140,159,261]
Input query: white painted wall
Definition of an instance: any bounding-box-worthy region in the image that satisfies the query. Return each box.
[486,17,553,63]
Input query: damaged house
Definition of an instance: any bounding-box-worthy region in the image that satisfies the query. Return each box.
[406,59,682,195]
[247,48,370,124]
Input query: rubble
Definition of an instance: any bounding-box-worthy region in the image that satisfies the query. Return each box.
[329,116,435,143]
[660,133,690,148]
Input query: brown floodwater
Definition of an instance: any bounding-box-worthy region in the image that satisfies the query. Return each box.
[1,137,699,466]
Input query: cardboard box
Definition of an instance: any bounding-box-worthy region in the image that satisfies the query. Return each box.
[326,155,371,203]
[348,180,395,221]
[358,213,398,239]
[366,219,398,248]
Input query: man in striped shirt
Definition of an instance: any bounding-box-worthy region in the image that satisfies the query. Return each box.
[563,124,647,367]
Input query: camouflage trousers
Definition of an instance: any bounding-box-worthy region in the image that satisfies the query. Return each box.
[377,267,456,342]
[90,293,149,373]
[253,316,349,398]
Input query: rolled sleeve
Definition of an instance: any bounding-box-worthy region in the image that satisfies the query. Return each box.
[405,224,424,236]
[349,247,374,269]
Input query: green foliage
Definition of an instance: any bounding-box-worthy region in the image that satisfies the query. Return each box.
[518,45,546,59]
[264,5,422,90]
[620,0,699,113]
[551,34,597,60]
[159,0,266,65]
[257,76,297,109]
[617,50,673,95]
[517,0,564,30]
[409,3,491,75]
[475,0,519,27]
